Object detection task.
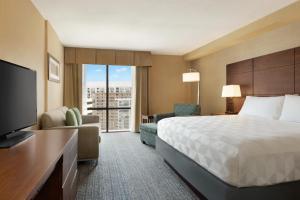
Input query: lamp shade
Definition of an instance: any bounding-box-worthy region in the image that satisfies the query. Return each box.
[222,85,241,97]
[182,72,200,82]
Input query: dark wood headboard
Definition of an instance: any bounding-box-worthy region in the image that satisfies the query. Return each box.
[226,47,300,113]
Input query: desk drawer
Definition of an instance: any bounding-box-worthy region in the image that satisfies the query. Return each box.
[63,157,77,200]
[63,132,78,184]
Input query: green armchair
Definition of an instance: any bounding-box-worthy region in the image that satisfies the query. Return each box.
[154,104,200,123]
[140,104,200,147]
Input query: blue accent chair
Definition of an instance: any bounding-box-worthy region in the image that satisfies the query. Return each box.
[140,104,200,147]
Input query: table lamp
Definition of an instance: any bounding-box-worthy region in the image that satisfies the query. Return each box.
[222,85,241,114]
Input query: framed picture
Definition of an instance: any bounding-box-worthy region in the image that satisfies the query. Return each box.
[48,54,60,82]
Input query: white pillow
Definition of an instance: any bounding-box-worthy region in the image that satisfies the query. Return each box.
[279,95,300,122]
[239,96,284,120]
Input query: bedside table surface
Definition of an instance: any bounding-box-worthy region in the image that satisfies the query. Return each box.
[211,112,238,115]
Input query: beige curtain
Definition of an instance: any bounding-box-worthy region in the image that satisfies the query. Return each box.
[131,66,149,132]
[64,63,82,111]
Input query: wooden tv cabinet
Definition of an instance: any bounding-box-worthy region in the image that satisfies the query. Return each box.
[0,129,78,200]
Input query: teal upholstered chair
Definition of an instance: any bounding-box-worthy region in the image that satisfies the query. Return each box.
[140,104,200,147]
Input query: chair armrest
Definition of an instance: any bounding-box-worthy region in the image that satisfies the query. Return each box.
[47,125,100,160]
[46,126,76,129]
[76,126,100,142]
[76,126,100,160]
[82,115,100,124]
[153,112,175,123]
[46,126,100,137]
[47,126,100,136]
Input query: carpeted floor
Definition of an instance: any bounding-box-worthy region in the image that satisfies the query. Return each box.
[76,132,201,200]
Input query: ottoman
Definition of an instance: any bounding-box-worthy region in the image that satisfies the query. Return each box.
[140,123,157,147]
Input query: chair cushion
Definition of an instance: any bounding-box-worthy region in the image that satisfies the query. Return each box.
[140,123,157,134]
[66,109,78,126]
[72,107,82,125]
[174,103,199,116]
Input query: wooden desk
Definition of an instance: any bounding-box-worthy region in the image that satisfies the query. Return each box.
[0,129,78,200]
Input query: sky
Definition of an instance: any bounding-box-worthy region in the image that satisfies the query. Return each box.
[85,64,132,82]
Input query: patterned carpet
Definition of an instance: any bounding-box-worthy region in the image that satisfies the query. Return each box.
[76,132,201,200]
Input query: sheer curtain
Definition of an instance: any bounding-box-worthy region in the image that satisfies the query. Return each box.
[130,66,149,132]
[64,63,83,111]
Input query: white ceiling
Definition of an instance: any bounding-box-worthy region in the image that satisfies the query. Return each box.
[32,0,296,55]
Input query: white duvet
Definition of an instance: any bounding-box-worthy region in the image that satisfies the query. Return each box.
[157,115,300,187]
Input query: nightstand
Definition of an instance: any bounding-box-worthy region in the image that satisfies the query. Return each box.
[141,115,154,123]
[211,112,238,116]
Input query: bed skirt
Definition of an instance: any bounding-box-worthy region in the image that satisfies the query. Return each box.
[156,136,300,200]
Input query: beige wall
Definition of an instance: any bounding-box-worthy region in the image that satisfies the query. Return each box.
[46,22,64,110]
[191,21,300,115]
[0,0,64,127]
[149,55,191,114]
[0,0,46,119]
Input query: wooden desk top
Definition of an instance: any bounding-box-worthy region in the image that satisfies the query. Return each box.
[0,129,78,200]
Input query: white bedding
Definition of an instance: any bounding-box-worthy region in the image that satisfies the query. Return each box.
[157,115,300,187]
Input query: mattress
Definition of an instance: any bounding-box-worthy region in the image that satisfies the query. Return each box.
[157,115,300,187]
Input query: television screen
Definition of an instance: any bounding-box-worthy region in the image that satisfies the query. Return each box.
[0,60,37,136]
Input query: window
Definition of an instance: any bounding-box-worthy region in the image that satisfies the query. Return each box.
[82,64,132,132]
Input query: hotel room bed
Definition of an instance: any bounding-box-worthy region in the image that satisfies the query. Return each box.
[156,115,300,200]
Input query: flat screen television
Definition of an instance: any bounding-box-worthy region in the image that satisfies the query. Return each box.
[0,59,37,148]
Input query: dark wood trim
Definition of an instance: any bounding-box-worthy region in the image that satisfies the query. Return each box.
[226,47,300,113]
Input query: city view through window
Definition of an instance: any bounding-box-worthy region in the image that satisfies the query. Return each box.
[83,64,132,132]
